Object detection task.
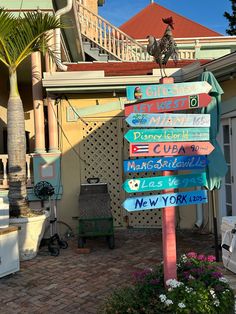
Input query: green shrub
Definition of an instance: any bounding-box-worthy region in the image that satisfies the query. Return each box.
[100,253,235,314]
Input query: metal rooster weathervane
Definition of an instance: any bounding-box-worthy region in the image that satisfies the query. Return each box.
[147,17,178,78]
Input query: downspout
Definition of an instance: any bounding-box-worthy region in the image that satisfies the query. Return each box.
[195,186,203,228]
[55,0,73,71]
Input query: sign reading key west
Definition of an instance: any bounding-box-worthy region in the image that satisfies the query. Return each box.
[126,113,210,128]
[123,172,207,193]
[126,81,212,101]
[123,190,208,211]
[123,155,208,173]
[125,128,209,143]
[124,94,212,115]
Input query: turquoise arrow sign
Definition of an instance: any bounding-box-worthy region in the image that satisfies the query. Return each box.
[126,113,210,128]
[123,190,208,211]
[124,128,209,143]
[123,172,207,193]
[126,81,212,101]
[123,156,208,173]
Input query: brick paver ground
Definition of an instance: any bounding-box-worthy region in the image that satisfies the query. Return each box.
[0,228,235,313]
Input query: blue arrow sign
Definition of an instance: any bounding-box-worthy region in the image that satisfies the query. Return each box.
[124,128,210,143]
[126,81,212,101]
[126,113,211,128]
[123,172,207,193]
[123,190,208,211]
[123,156,208,173]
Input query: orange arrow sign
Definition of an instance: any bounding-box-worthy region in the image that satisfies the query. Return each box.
[130,142,215,157]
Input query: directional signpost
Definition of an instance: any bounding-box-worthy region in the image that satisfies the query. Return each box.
[123,155,208,173]
[130,141,214,157]
[125,128,209,143]
[126,113,210,128]
[123,172,207,193]
[124,94,212,115]
[126,81,212,101]
[123,190,208,212]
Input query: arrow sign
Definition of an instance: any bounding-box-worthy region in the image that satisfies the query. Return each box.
[125,128,209,143]
[126,82,212,101]
[123,172,207,193]
[123,189,208,211]
[123,156,208,173]
[124,94,212,115]
[126,113,210,128]
[130,142,214,157]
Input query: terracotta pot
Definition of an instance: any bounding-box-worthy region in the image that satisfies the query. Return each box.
[9,211,49,261]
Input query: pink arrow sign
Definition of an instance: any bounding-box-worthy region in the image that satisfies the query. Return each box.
[130,142,215,157]
[124,94,212,116]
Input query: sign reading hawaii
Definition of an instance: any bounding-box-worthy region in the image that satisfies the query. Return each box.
[126,81,212,101]
[124,94,212,115]
[123,172,207,193]
[123,156,208,173]
[126,113,210,128]
[125,128,209,143]
[130,142,214,157]
[123,190,208,211]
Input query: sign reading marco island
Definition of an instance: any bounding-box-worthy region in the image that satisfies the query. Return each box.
[123,190,208,211]
[124,94,212,115]
[125,128,209,143]
[126,113,210,128]
[126,81,212,101]
[123,155,208,173]
[123,172,207,193]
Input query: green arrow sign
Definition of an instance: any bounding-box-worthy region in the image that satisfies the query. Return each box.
[123,172,207,193]
[124,128,209,143]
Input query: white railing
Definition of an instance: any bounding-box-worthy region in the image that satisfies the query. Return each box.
[0,154,33,189]
[76,1,150,61]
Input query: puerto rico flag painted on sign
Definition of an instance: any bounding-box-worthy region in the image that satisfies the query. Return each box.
[131,144,149,154]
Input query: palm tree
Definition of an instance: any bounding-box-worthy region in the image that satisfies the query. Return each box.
[0,9,62,217]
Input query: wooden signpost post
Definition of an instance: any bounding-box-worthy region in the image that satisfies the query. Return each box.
[124,94,212,115]
[123,155,208,173]
[126,113,210,128]
[123,172,207,193]
[126,81,212,101]
[130,141,214,157]
[125,128,209,143]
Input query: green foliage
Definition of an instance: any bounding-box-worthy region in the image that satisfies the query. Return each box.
[100,253,235,314]
[224,0,236,35]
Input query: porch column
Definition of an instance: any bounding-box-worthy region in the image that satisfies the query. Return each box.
[45,33,59,153]
[31,52,46,153]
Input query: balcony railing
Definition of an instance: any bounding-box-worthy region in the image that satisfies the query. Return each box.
[0,154,33,189]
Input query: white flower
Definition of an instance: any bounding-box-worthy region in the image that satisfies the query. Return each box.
[189,275,195,279]
[185,287,193,293]
[213,299,220,307]
[178,302,186,308]
[165,299,173,306]
[210,288,217,299]
[219,276,228,283]
[159,294,167,302]
[166,278,183,288]
[180,254,187,262]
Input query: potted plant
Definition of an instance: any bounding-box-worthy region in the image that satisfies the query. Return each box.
[0,9,62,260]
[100,252,235,314]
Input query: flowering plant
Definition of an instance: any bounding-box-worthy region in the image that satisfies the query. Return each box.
[100,252,234,314]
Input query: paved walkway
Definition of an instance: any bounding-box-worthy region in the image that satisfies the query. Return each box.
[0,228,235,313]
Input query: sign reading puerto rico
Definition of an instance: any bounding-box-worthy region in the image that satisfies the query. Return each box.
[124,94,212,115]
[126,113,210,128]
[125,128,209,143]
[126,82,212,101]
[130,142,214,157]
[123,189,208,211]
[123,172,207,193]
[123,155,208,173]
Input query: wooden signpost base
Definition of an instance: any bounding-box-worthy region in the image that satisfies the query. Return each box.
[161,76,177,283]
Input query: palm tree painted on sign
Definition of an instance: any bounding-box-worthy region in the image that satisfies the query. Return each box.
[0,9,62,217]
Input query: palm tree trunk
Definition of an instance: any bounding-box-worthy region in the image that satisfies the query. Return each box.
[7,69,29,217]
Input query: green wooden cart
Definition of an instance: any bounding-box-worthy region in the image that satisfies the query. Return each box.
[77,178,115,249]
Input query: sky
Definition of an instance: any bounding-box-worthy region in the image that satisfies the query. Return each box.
[99,0,232,35]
